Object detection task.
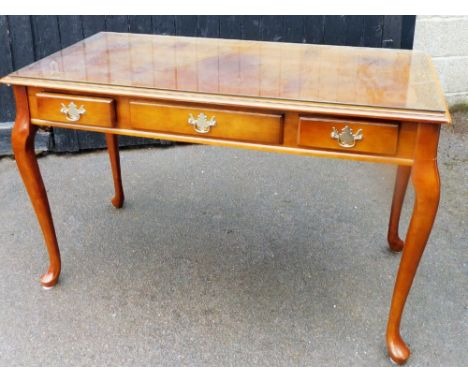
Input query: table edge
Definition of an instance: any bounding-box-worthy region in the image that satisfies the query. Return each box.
[1,75,451,124]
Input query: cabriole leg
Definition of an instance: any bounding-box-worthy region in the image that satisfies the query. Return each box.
[386,123,440,365]
[105,133,124,208]
[387,165,411,252]
[11,86,61,288]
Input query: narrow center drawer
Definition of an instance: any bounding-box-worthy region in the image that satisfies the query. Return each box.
[36,92,115,128]
[129,101,283,145]
[298,117,399,155]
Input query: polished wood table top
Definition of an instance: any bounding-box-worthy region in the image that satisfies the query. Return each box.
[3,32,449,123]
[1,32,450,365]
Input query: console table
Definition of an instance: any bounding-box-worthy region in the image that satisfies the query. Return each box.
[0,32,450,364]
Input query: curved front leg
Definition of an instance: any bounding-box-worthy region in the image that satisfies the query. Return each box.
[105,133,124,208]
[387,165,411,252]
[11,86,61,288]
[386,158,440,364]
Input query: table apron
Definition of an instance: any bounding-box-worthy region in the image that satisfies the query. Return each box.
[31,117,415,166]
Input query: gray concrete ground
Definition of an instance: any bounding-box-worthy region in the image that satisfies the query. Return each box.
[0,123,466,366]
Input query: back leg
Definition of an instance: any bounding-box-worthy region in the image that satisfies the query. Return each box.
[105,133,124,208]
[387,165,411,252]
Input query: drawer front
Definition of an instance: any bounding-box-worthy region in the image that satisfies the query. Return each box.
[36,92,115,128]
[298,117,399,155]
[129,101,283,145]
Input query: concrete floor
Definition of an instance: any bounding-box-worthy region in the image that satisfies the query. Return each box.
[0,125,466,366]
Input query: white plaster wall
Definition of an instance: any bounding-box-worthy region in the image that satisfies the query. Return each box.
[413,15,468,105]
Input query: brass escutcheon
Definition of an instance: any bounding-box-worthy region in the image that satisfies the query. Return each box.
[188,112,216,134]
[331,125,363,148]
[60,102,86,122]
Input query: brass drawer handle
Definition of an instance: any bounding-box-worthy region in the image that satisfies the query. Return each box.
[331,126,363,148]
[60,102,86,122]
[188,112,216,134]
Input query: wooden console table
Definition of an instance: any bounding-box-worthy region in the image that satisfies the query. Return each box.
[0,32,450,364]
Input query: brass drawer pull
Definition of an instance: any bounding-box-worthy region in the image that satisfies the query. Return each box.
[331,126,363,148]
[188,112,216,134]
[60,102,86,122]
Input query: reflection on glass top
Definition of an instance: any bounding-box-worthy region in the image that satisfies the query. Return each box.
[9,32,446,112]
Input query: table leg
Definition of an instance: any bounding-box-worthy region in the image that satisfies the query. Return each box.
[105,133,124,208]
[387,165,411,252]
[11,86,61,288]
[386,158,440,364]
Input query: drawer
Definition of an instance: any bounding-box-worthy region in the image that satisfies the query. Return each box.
[36,92,115,128]
[129,101,283,145]
[298,117,399,155]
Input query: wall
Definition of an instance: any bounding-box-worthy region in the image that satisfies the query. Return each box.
[413,15,468,106]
